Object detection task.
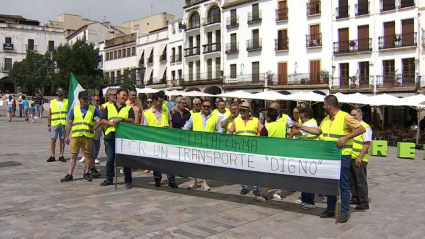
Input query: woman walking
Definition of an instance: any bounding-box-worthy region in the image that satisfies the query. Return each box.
[6,94,13,122]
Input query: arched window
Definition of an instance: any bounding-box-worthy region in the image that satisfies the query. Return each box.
[208,6,220,24]
[189,12,200,29]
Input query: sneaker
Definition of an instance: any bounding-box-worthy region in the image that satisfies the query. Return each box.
[58,156,66,162]
[168,182,178,188]
[154,180,161,187]
[187,182,199,190]
[31,120,34,123]
[100,180,113,186]
[83,173,92,182]
[273,193,283,200]
[240,188,249,195]
[95,159,100,164]
[350,199,360,205]
[337,214,351,223]
[125,183,133,189]
[319,210,335,218]
[355,204,369,210]
[34,116,39,119]
[253,189,261,197]
[79,157,85,163]
[47,156,55,162]
[90,168,101,178]
[294,199,306,206]
[302,204,316,210]
[201,182,211,191]
[60,174,73,182]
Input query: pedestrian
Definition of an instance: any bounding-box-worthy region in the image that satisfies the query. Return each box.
[293,95,366,223]
[28,103,36,122]
[22,95,29,121]
[221,104,239,134]
[47,88,68,163]
[190,98,202,115]
[228,102,263,198]
[40,95,45,118]
[126,90,143,124]
[143,91,177,188]
[6,94,13,122]
[99,89,135,189]
[350,108,372,210]
[171,96,191,129]
[33,91,42,119]
[61,91,102,182]
[12,95,16,117]
[268,101,293,137]
[18,95,23,117]
[182,98,222,190]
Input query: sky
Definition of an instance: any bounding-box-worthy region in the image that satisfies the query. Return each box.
[2,0,184,26]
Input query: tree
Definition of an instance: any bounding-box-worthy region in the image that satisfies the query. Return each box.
[52,39,106,92]
[120,69,136,92]
[8,51,51,95]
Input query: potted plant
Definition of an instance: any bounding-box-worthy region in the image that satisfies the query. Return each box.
[348,40,356,51]
[394,35,401,47]
[320,70,330,84]
[349,75,358,88]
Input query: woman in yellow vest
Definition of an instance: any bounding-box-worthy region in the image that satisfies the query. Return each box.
[349,108,372,211]
[293,95,365,223]
[61,91,102,183]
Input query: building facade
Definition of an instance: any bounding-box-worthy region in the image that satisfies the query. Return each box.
[167,18,184,90]
[123,13,175,33]
[66,22,127,45]
[0,15,65,93]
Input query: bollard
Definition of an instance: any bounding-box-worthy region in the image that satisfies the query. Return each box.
[397,142,415,159]
[371,140,387,156]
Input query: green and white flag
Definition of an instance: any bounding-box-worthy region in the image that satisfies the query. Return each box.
[67,73,84,116]
[115,123,342,195]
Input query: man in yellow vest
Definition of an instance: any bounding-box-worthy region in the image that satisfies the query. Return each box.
[294,95,365,223]
[99,89,135,188]
[47,88,68,163]
[292,107,302,124]
[213,97,229,116]
[268,102,293,137]
[349,108,372,210]
[102,88,117,109]
[228,102,264,197]
[190,98,202,115]
[182,99,223,190]
[260,108,286,138]
[143,91,177,188]
[61,91,102,182]
[221,104,239,133]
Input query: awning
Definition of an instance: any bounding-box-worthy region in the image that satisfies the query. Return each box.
[145,47,154,58]
[157,67,167,79]
[138,49,144,58]
[159,44,167,54]
[144,68,153,83]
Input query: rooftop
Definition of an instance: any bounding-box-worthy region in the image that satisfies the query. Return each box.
[0,14,40,26]
[104,33,137,49]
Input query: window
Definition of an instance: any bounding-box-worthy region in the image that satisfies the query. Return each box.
[339,62,349,87]
[208,6,221,24]
[27,39,34,50]
[178,69,182,79]
[230,64,237,78]
[4,58,12,70]
[106,53,110,60]
[127,48,131,56]
[5,37,11,43]
[196,60,200,79]
[118,50,121,58]
[252,62,260,83]
[114,51,117,58]
[111,72,115,83]
[215,57,221,77]
[123,48,126,57]
[117,70,122,83]
[132,47,136,55]
[134,24,140,30]
[310,60,321,83]
[172,70,176,80]
[48,41,55,51]
[189,12,200,29]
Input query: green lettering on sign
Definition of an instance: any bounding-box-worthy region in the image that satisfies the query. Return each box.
[397,142,415,159]
[371,140,387,157]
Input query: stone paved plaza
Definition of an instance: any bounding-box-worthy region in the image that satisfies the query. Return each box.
[1,112,425,239]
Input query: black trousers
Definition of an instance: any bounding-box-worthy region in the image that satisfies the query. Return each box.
[349,159,368,205]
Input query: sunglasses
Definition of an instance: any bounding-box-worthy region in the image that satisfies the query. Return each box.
[195,103,201,106]
[202,105,211,108]
[240,109,248,112]
[147,101,153,103]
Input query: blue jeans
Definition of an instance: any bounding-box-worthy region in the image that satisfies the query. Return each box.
[104,139,132,183]
[19,104,23,117]
[326,155,351,214]
[301,192,315,205]
[153,171,175,183]
[241,185,259,191]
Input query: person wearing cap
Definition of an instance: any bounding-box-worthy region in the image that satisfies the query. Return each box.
[182,99,223,190]
[47,88,68,163]
[228,102,263,197]
[61,91,102,182]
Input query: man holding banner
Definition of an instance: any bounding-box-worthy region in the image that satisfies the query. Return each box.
[182,99,223,190]
[294,95,366,223]
[221,104,239,134]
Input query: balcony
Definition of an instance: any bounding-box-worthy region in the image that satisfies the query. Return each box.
[355,2,369,16]
[160,53,167,62]
[225,73,265,86]
[376,73,417,88]
[170,55,176,63]
[333,38,372,54]
[331,76,373,90]
[276,8,288,22]
[380,0,396,12]
[203,15,221,26]
[271,73,329,87]
[3,43,14,51]
[182,72,223,86]
[203,42,221,54]
[146,77,167,86]
[225,43,239,54]
[248,11,262,24]
[170,55,182,63]
[247,39,262,51]
[399,0,415,8]
[336,5,350,19]
[307,1,321,16]
[184,46,200,57]
[226,16,239,29]
[275,39,289,51]
[378,33,417,50]
[306,34,322,48]
[26,45,37,52]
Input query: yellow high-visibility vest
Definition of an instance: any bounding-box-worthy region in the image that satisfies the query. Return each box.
[352,121,371,162]
[234,117,259,136]
[105,104,131,136]
[192,113,218,132]
[299,119,319,140]
[50,99,68,126]
[298,118,302,124]
[320,111,353,156]
[102,102,111,109]
[212,108,230,117]
[71,105,95,138]
[144,107,169,127]
[265,121,286,138]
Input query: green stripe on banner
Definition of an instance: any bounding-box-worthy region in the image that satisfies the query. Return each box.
[116,123,341,161]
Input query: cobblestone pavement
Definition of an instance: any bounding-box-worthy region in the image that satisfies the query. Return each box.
[1,113,425,239]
